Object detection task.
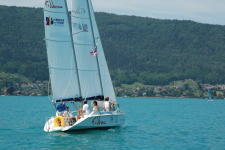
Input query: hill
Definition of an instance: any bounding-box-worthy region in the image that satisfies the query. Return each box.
[0,5,225,86]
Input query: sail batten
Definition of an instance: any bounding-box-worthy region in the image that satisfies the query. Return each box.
[45,39,71,42]
[71,16,90,19]
[44,10,66,14]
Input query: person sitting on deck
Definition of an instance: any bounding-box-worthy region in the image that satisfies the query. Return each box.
[63,106,73,118]
[103,97,110,112]
[82,100,91,115]
[110,100,116,111]
[92,100,99,112]
[56,102,66,116]
[63,106,76,126]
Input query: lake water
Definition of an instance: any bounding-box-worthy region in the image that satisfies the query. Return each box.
[0,96,225,150]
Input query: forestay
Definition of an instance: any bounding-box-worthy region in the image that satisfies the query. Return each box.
[44,0,81,100]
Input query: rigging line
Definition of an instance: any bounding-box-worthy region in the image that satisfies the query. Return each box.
[83,77,88,101]
[50,0,53,6]
[47,71,56,111]
[72,31,84,35]
[47,80,55,111]
[72,31,95,36]
[48,80,51,98]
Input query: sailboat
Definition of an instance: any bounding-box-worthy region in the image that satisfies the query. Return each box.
[207,88,214,101]
[43,0,125,132]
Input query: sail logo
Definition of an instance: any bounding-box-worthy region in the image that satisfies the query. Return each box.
[73,7,86,15]
[73,23,88,32]
[45,0,63,8]
[46,17,64,26]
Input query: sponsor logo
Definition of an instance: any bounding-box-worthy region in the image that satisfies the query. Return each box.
[46,17,64,26]
[45,0,63,8]
[73,23,88,32]
[74,7,86,15]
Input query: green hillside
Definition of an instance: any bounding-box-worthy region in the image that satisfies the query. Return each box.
[0,5,225,86]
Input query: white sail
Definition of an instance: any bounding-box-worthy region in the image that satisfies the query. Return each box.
[88,0,116,100]
[71,0,103,99]
[44,0,81,100]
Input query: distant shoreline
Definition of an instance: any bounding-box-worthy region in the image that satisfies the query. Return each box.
[1,79,225,99]
[1,95,224,101]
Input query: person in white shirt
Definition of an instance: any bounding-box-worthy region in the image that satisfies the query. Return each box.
[92,100,99,112]
[103,97,110,112]
[82,100,90,115]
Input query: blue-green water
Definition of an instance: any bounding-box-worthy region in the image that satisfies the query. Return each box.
[1,97,225,150]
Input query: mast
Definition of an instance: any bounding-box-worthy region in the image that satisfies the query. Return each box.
[65,0,82,97]
[86,0,104,96]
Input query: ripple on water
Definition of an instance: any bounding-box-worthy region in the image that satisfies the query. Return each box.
[0,97,225,150]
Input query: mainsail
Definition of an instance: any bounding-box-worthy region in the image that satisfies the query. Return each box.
[44,0,81,100]
[71,0,116,100]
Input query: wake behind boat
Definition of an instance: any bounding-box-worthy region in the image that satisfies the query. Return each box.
[43,0,125,132]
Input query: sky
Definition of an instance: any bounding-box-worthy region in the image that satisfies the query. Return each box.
[0,0,224,25]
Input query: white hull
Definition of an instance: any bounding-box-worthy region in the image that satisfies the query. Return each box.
[44,111,125,132]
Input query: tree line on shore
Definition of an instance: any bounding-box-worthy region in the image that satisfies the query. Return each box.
[0,73,224,99]
[0,6,225,98]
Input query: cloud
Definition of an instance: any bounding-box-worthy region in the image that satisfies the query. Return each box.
[0,0,224,25]
[92,0,225,25]
[0,0,44,8]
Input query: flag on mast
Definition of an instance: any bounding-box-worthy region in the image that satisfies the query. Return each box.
[90,46,98,56]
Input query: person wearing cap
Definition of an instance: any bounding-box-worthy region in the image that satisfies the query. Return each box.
[82,100,91,115]
[56,102,66,116]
